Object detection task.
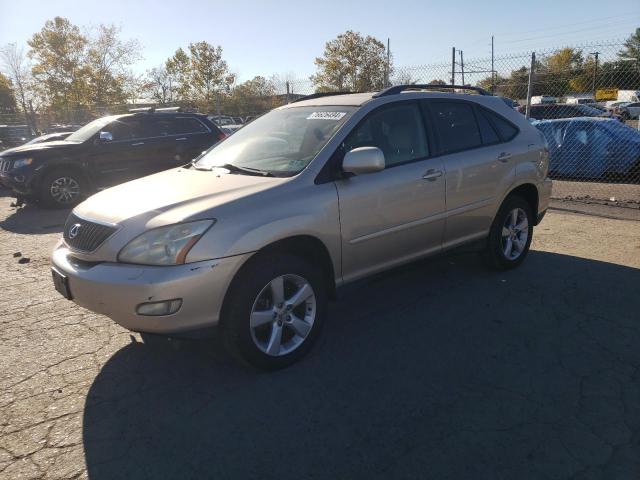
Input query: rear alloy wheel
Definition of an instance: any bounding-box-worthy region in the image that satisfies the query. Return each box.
[483,195,534,270]
[223,254,327,370]
[40,171,85,208]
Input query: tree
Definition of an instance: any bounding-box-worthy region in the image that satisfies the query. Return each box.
[311,30,390,92]
[0,72,16,112]
[618,28,640,62]
[27,17,90,110]
[428,79,447,85]
[166,42,235,111]
[226,76,277,115]
[146,66,174,104]
[1,44,31,113]
[86,24,141,106]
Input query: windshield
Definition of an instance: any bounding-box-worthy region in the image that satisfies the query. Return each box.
[66,116,118,143]
[195,106,356,175]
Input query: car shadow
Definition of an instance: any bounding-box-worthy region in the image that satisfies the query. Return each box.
[0,202,69,234]
[82,251,640,479]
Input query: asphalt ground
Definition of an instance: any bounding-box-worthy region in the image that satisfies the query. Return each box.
[1,195,639,479]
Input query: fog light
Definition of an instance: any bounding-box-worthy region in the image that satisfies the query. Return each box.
[13,175,25,183]
[136,299,182,316]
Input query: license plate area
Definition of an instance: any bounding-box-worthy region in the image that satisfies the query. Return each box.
[51,268,72,300]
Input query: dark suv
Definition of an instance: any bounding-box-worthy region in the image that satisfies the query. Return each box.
[0,111,225,208]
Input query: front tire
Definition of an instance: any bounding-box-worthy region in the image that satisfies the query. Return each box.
[222,253,327,370]
[39,170,86,209]
[483,195,534,270]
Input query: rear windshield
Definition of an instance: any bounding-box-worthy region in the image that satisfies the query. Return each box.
[195,106,356,176]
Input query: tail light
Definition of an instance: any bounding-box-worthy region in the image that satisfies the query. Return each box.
[217,130,227,141]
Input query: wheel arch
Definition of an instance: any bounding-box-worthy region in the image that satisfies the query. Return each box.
[503,183,540,225]
[220,234,337,330]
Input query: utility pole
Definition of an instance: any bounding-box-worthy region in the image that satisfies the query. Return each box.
[491,36,495,94]
[590,51,600,99]
[286,81,290,104]
[386,38,391,87]
[459,50,465,85]
[525,52,536,120]
[451,47,456,85]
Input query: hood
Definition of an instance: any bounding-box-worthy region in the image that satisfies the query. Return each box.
[0,140,79,157]
[74,167,285,226]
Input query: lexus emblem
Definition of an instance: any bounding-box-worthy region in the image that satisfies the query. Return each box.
[68,223,82,239]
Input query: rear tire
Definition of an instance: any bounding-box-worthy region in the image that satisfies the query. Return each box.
[39,170,86,209]
[483,195,534,271]
[222,253,327,371]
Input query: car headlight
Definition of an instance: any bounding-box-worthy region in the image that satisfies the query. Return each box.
[118,220,215,266]
[13,158,33,169]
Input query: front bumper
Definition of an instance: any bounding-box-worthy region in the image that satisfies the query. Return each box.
[51,246,251,334]
[0,169,37,195]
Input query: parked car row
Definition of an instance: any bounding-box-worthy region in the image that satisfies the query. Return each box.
[534,117,640,181]
[0,110,225,207]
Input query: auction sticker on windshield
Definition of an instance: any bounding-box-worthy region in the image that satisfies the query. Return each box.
[307,112,347,120]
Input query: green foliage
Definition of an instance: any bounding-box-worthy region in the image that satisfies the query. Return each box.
[27,17,89,110]
[0,72,16,112]
[224,76,279,116]
[26,17,140,118]
[311,30,390,92]
[618,28,640,62]
[166,42,235,112]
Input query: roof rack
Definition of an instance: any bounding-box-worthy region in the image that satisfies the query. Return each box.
[373,84,491,98]
[128,106,183,113]
[292,91,355,103]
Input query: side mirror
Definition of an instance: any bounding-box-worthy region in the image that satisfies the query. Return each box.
[342,146,385,175]
[99,131,113,142]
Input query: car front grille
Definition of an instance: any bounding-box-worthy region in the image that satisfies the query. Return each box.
[63,213,118,253]
[0,159,12,173]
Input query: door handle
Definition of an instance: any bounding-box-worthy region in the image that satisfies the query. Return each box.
[131,142,145,146]
[176,137,188,141]
[497,152,512,162]
[422,169,443,181]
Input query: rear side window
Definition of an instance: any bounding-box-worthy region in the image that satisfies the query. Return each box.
[173,117,208,134]
[475,109,500,144]
[479,108,518,142]
[343,102,429,167]
[430,102,482,153]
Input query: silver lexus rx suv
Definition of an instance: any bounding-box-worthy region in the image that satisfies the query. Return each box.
[51,85,552,369]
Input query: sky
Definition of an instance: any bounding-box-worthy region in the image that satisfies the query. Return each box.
[1,0,638,83]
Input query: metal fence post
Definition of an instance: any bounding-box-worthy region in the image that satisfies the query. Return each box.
[525,52,536,120]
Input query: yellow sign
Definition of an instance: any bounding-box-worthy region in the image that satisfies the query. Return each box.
[596,88,618,101]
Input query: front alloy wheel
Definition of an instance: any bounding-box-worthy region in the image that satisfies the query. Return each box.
[50,176,81,205]
[250,274,316,357]
[222,253,327,370]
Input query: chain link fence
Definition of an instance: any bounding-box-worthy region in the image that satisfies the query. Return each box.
[1,40,639,207]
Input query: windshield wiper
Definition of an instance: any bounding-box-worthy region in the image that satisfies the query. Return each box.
[216,163,274,177]
[190,160,274,176]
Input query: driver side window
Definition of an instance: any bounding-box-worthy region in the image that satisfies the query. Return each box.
[343,102,429,167]
[107,118,147,141]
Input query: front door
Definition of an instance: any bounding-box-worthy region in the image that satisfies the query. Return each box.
[334,101,446,283]
[87,116,151,188]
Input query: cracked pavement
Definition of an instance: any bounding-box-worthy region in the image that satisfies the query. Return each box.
[1,194,639,479]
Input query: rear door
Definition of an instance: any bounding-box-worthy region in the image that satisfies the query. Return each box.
[424,100,518,248]
[172,116,217,163]
[334,101,446,282]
